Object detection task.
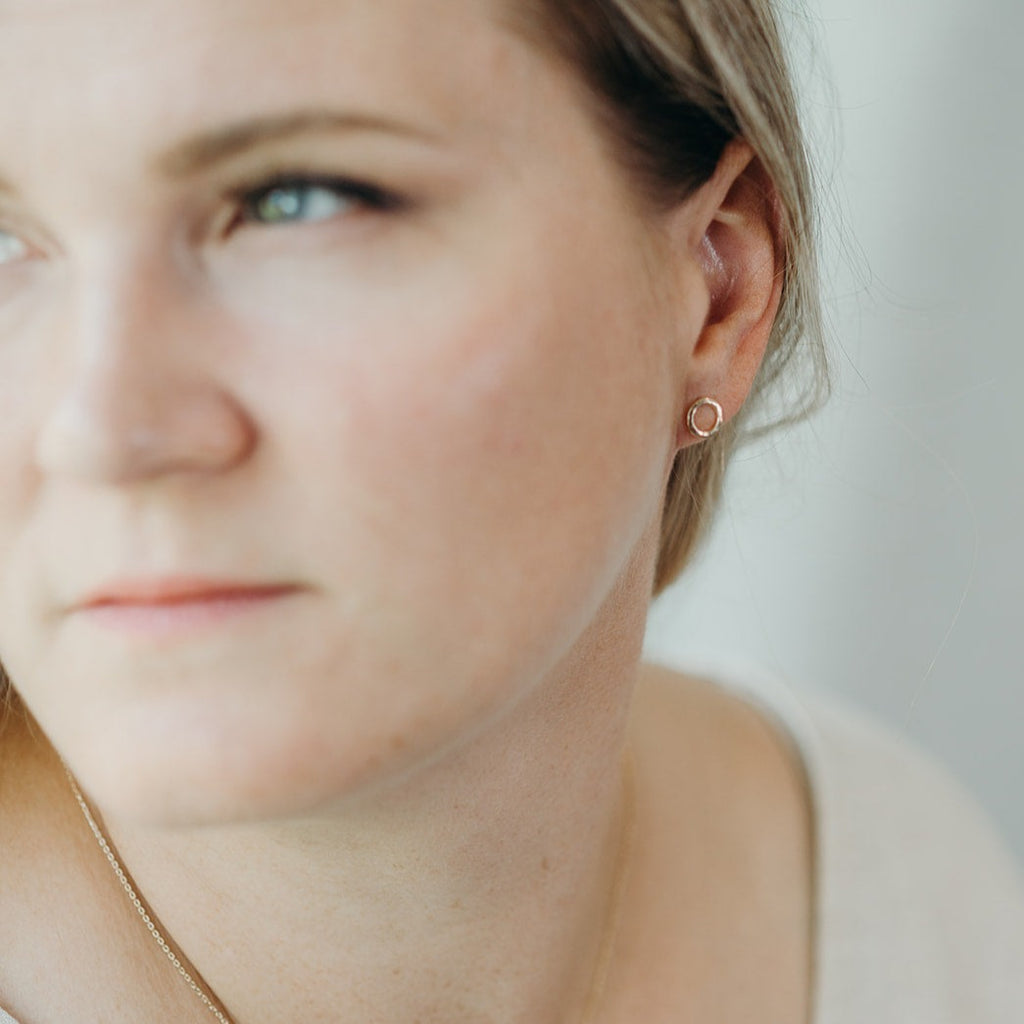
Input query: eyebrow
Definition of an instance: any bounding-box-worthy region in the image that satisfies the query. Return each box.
[152,109,443,179]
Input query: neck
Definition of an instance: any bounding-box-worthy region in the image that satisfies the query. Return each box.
[95,609,645,1024]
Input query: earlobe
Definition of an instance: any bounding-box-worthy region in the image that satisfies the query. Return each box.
[675,142,785,447]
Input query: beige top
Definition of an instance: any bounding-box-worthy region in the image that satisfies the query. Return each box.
[723,667,1024,1022]
[2,670,1022,1023]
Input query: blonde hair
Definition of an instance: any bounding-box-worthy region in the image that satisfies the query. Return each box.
[515,0,828,593]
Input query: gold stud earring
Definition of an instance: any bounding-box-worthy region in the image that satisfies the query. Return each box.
[686,397,724,440]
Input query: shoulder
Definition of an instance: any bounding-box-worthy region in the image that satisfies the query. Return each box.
[628,664,814,1023]
[632,663,814,914]
[705,666,1024,1022]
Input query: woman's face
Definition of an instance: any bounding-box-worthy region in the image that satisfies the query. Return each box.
[0,0,705,823]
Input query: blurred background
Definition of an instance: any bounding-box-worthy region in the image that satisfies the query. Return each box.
[645,0,1024,857]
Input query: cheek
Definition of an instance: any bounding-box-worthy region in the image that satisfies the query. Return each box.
[252,232,676,683]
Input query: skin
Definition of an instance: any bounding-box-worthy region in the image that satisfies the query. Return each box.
[0,1,810,1022]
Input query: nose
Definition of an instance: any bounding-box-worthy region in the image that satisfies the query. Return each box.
[34,259,256,485]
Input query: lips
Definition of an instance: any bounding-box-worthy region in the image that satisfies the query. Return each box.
[78,577,301,609]
[70,576,304,637]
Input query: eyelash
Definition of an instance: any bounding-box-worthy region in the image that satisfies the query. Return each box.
[228,173,405,231]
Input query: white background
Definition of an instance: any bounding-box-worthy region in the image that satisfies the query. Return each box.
[644,0,1024,857]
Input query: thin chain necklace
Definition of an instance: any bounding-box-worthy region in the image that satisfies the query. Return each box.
[65,770,233,1024]
[66,757,636,1024]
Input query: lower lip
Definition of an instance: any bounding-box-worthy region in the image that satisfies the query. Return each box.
[77,588,301,638]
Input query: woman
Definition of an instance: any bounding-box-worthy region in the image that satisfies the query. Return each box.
[0,0,1020,1021]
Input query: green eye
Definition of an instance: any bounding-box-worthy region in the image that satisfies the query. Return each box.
[233,175,402,233]
[0,229,28,264]
[246,182,354,226]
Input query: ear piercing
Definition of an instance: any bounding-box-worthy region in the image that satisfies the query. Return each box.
[686,397,725,440]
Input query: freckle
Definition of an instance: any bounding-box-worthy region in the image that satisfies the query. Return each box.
[541,857,550,871]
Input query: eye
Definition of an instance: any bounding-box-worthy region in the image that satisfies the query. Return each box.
[234,176,400,230]
[0,229,29,265]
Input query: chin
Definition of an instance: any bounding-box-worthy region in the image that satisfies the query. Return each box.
[23,608,559,827]
[60,689,481,829]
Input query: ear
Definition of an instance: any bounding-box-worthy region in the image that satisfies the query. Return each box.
[672,141,784,448]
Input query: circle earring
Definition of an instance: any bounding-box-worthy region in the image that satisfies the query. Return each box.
[686,397,725,440]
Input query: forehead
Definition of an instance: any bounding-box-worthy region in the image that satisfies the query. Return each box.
[0,0,547,171]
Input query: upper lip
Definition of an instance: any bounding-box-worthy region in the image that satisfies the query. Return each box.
[75,577,301,609]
